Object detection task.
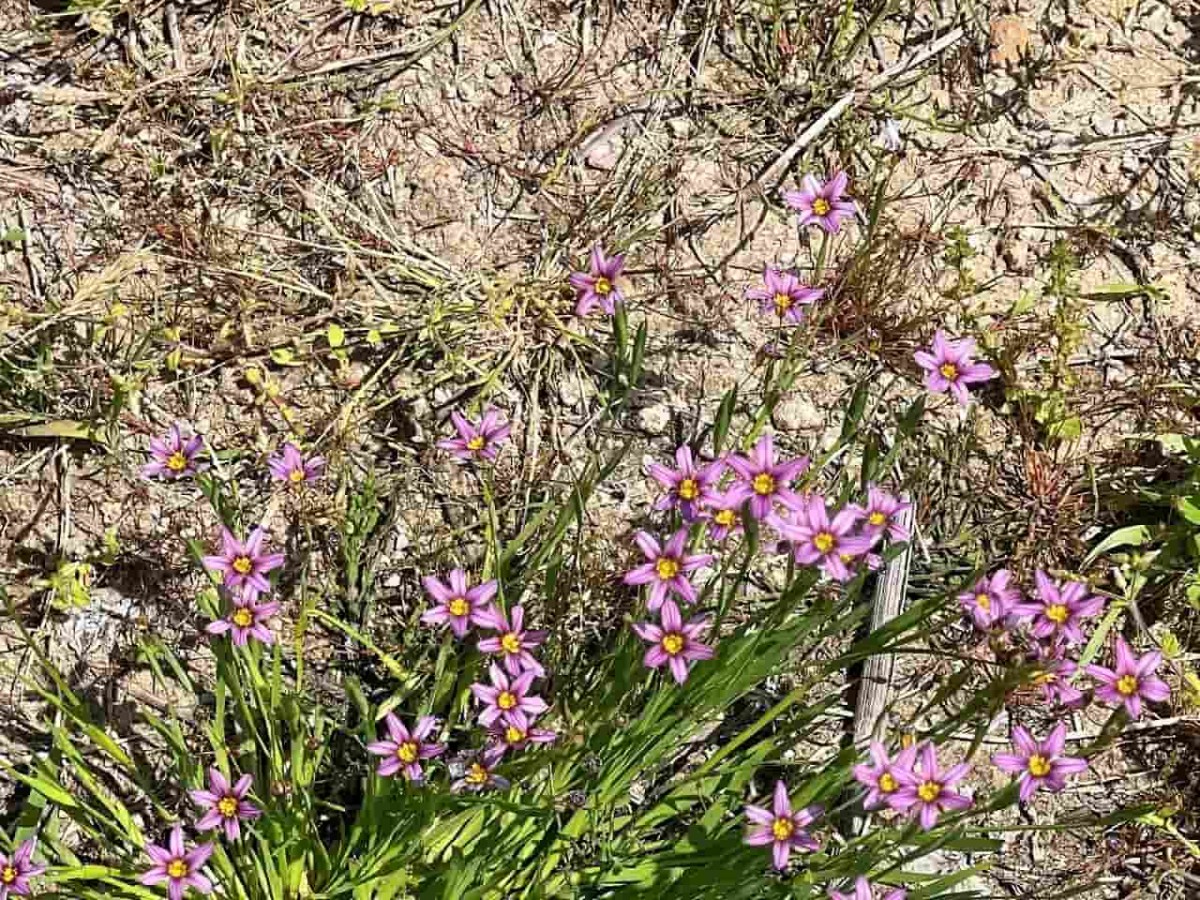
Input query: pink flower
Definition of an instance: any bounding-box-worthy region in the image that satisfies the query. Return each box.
[848,485,911,542]
[888,743,972,830]
[470,663,548,728]
[724,433,810,520]
[1011,571,1105,645]
[913,331,996,406]
[770,496,876,582]
[201,528,285,599]
[622,529,715,614]
[140,826,214,900]
[367,714,445,781]
[437,408,511,462]
[205,594,279,646]
[486,710,557,757]
[190,769,261,841]
[783,170,858,233]
[744,780,822,870]
[632,602,714,684]
[450,750,510,793]
[852,741,918,810]
[957,569,1019,631]
[0,840,45,898]
[569,245,627,316]
[702,491,745,542]
[829,876,907,900]
[647,446,724,521]
[476,605,548,676]
[992,722,1088,802]
[267,442,324,485]
[745,268,824,324]
[420,569,497,638]
[1027,644,1087,708]
[143,424,207,480]
[1085,636,1170,720]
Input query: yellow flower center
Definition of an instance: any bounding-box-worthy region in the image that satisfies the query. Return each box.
[232,607,254,628]
[771,817,794,841]
[448,597,470,617]
[714,509,736,527]
[504,725,526,744]
[661,633,685,655]
[497,691,518,711]
[167,859,189,879]
[752,473,776,496]
[501,632,522,654]
[288,467,305,483]
[1,866,15,884]
[232,556,253,575]
[811,197,831,217]
[396,741,419,763]
[655,558,680,580]
[217,795,239,818]
[1045,603,1069,624]
[1032,669,1057,685]
[1116,674,1139,696]
[878,772,898,793]
[868,511,887,526]
[167,451,188,472]
[773,292,793,314]
[1028,754,1052,777]
[813,532,835,554]
[917,781,941,803]
[465,762,489,785]
[466,435,486,452]
[677,478,699,501]
[594,277,612,295]
[975,593,991,611]
[939,362,958,380]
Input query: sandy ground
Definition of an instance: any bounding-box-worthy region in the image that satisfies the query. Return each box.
[2,0,1199,895]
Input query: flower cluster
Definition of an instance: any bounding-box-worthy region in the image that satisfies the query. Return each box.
[853,741,971,830]
[413,561,555,785]
[202,527,285,647]
[838,563,1172,850]
[629,432,912,687]
[145,770,261,900]
[957,568,1169,721]
[143,427,325,648]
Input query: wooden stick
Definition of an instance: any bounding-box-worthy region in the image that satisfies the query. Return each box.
[853,504,915,748]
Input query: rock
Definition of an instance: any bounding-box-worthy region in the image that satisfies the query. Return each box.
[773,395,824,432]
[457,80,478,103]
[666,117,691,139]
[414,132,440,156]
[990,16,1031,66]
[558,376,593,410]
[637,403,671,435]
[1091,112,1117,137]
[389,518,410,553]
[583,131,624,170]
[1002,236,1031,272]
[489,74,513,97]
